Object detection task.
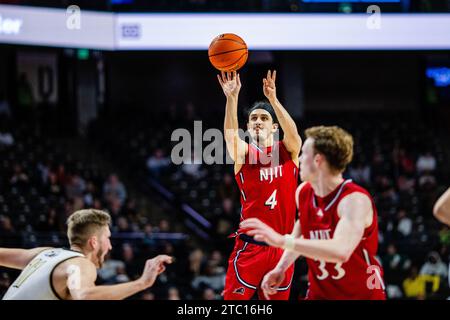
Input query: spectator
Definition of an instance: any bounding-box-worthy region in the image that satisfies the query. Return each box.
[46,172,63,197]
[10,164,29,186]
[397,209,413,238]
[167,286,181,300]
[116,216,132,233]
[65,174,86,199]
[202,287,217,300]
[191,260,226,293]
[121,243,141,280]
[420,251,448,280]
[103,174,127,205]
[141,290,156,300]
[416,152,437,173]
[146,148,171,178]
[83,181,98,207]
[382,244,411,285]
[418,172,437,190]
[157,219,171,233]
[180,150,205,180]
[397,175,415,193]
[98,253,127,284]
[403,266,440,299]
[348,162,371,186]
[0,129,14,147]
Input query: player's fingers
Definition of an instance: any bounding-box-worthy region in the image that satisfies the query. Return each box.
[273,70,277,82]
[217,75,223,86]
[233,71,237,81]
[221,71,226,82]
[237,73,241,86]
[254,234,266,242]
[156,255,174,264]
[263,290,271,301]
[267,70,271,79]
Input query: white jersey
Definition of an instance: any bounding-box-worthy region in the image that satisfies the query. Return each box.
[2,248,84,300]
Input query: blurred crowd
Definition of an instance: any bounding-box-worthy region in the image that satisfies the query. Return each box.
[1,100,450,300]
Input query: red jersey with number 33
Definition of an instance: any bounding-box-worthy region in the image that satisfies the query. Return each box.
[235,141,298,236]
[297,180,386,300]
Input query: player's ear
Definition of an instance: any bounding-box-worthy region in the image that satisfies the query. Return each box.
[314,153,322,166]
[88,235,98,250]
[272,123,279,132]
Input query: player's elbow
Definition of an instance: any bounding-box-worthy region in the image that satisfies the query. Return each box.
[71,289,92,300]
[433,203,449,224]
[433,203,442,219]
[335,248,353,264]
[335,253,351,264]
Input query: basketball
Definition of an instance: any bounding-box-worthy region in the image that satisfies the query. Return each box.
[208,33,248,72]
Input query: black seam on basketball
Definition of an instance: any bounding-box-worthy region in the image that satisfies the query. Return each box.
[215,38,245,46]
[209,47,247,58]
[216,51,247,69]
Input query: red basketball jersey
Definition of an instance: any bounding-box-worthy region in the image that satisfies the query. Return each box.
[235,141,298,236]
[297,179,386,300]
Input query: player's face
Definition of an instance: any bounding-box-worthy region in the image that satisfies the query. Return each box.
[247,109,278,142]
[299,138,319,182]
[94,226,112,268]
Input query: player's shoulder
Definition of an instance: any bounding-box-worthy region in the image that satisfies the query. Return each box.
[57,254,95,272]
[338,181,374,211]
[341,180,372,198]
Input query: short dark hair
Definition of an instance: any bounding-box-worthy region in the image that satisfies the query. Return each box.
[246,101,278,124]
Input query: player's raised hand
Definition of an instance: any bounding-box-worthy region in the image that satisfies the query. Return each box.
[261,268,286,300]
[139,255,173,288]
[263,70,277,101]
[217,71,241,99]
[240,218,284,248]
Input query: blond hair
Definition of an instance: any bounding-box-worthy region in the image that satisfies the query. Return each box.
[67,209,111,247]
[305,125,354,174]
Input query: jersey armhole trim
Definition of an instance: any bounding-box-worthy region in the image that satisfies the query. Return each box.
[295,182,308,211]
[49,255,84,300]
[337,190,374,229]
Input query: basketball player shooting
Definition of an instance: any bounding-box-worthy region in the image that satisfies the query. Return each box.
[241,126,386,300]
[217,70,302,300]
[0,209,173,300]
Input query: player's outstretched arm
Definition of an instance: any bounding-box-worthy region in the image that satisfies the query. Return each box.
[274,220,302,272]
[242,192,370,264]
[260,220,302,299]
[434,187,450,226]
[218,71,247,166]
[68,255,173,300]
[0,247,51,270]
[262,70,302,159]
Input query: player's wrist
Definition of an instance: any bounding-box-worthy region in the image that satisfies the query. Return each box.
[282,234,296,251]
[268,96,278,105]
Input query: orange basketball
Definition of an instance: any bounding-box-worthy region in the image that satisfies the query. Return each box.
[208,33,248,72]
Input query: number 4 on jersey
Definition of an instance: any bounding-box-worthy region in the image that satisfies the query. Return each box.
[265,190,278,210]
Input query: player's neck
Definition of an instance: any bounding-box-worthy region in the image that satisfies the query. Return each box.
[70,244,89,257]
[311,173,344,198]
[254,136,274,148]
